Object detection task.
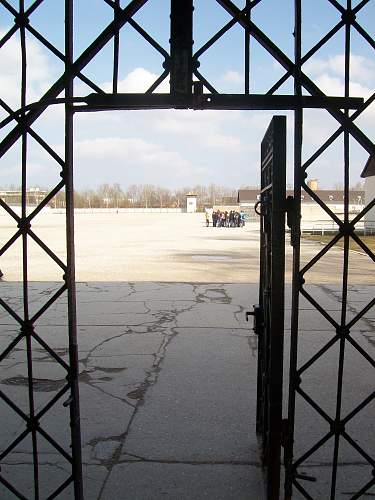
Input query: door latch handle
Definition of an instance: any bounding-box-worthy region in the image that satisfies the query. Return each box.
[246,310,254,321]
[246,305,263,336]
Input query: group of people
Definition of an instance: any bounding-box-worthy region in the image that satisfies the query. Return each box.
[206,209,246,227]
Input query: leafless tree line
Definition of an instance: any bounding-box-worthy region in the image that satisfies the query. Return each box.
[50,183,240,209]
[1,180,364,209]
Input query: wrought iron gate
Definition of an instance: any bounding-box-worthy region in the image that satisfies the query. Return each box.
[252,115,287,500]
[0,1,83,498]
[0,1,374,498]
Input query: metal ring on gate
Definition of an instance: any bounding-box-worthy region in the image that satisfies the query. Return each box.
[254,200,262,216]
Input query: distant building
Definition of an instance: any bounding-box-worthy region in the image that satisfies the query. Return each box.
[186,193,197,213]
[361,155,375,230]
[237,189,260,207]
[237,185,364,223]
[221,196,238,206]
[0,187,48,206]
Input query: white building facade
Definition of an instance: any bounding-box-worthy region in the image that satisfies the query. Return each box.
[361,156,375,230]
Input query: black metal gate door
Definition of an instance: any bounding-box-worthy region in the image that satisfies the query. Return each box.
[0,2,83,497]
[251,115,287,500]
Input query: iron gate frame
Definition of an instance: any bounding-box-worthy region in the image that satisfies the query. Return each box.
[0,0,374,498]
[255,115,287,500]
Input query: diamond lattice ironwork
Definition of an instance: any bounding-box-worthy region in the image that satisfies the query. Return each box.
[0,1,374,498]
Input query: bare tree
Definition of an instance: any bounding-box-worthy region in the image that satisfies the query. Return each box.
[351,180,365,190]
[47,183,241,210]
[126,185,140,206]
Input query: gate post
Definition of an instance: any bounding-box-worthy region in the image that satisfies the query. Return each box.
[65,1,83,497]
[284,2,303,497]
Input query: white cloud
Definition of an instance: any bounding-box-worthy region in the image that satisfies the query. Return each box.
[78,138,183,171]
[74,136,197,173]
[75,136,156,159]
[72,135,210,186]
[305,54,375,85]
[205,133,243,150]
[0,49,266,189]
[0,163,19,179]
[222,70,243,85]
[304,53,375,100]
[0,30,58,110]
[0,160,58,187]
[2,33,372,192]
[313,74,344,96]
[310,73,373,99]
[154,109,241,134]
[102,67,169,94]
[300,52,375,172]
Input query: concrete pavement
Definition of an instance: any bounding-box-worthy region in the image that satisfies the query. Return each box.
[0,281,374,498]
[0,282,264,499]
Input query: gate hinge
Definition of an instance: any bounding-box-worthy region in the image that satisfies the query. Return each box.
[281,418,289,448]
[285,196,299,247]
[285,196,294,230]
[63,395,73,407]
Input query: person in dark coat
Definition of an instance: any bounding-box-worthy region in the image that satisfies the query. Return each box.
[212,211,217,227]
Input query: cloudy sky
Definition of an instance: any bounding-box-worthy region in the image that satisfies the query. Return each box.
[0,0,374,191]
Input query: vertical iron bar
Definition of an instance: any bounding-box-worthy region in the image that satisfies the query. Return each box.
[284,1,302,498]
[244,0,251,94]
[65,1,83,498]
[113,0,120,93]
[20,1,40,498]
[330,2,351,497]
[20,0,28,357]
[170,0,193,96]
[256,152,265,436]
[343,1,351,230]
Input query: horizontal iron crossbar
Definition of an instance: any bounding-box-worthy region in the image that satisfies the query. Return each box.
[78,93,363,111]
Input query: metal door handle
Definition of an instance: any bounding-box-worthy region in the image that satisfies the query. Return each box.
[254,200,262,216]
[246,305,263,336]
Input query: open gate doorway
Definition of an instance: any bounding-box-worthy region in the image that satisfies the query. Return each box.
[0,1,374,498]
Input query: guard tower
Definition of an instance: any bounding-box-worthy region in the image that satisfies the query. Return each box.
[186,193,197,213]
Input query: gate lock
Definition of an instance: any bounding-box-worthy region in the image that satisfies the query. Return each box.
[246,305,263,336]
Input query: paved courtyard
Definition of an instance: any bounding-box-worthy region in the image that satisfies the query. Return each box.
[0,212,374,498]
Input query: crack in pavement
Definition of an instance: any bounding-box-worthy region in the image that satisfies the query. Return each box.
[0,282,258,498]
[116,458,260,466]
[79,370,137,409]
[317,284,375,342]
[195,286,232,304]
[95,299,197,500]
